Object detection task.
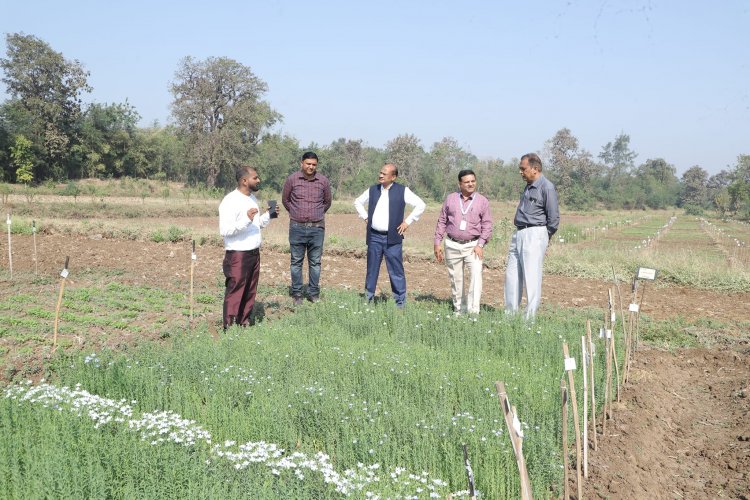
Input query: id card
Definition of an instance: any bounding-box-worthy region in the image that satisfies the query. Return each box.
[459,220,467,231]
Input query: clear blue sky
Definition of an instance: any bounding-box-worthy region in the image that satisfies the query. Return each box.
[2,0,748,175]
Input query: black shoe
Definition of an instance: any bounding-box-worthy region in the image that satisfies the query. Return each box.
[293,296,303,306]
[308,296,320,303]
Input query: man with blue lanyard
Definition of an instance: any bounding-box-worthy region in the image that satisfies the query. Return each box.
[354,163,426,308]
[504,153,560,319]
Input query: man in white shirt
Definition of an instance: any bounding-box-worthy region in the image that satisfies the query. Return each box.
[354,163,426,308]
[218,165,278,329]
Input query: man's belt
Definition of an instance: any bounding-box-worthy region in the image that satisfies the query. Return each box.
[515,224,546,230]
[291,220,325,228]
[370,228,389,235]
[226,248,260,254]
[447,235,479,244]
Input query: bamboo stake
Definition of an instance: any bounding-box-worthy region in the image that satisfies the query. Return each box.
[190,239,196,321]
[635,281,647,352]
[563,342,583,499]
[587,320,597,451]
[561,378,569,500]
[495,381,533,500]
[32,220,38,275]
[6,213,12,279]
[602,313,614,435]
[608,286,622,402]
[624,276,639,383]
[462,444,477,500]
[581,335,589,477]
[53,256,70,350]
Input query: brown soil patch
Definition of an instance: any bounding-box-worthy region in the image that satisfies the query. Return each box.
[581,347,750,499]
[3,233,749,322]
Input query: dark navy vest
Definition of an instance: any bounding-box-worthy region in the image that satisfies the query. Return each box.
[366,183,406,245]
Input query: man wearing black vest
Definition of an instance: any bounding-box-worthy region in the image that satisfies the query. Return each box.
[354,163,426,308]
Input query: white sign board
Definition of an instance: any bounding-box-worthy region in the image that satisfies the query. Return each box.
[564,357,577,371]
[637,267,657,280]
[629,303,640,312]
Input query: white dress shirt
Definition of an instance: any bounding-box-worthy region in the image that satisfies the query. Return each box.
[354,184,426,231]
[219,189,270,250]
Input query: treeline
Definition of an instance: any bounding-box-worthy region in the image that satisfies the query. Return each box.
[1,33,748,217]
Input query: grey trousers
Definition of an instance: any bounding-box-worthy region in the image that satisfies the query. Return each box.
[504,226,549,319]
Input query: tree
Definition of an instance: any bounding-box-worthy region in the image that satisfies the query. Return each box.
[599,133,637,178]
[726,154,750,217]
[322,138,367,196]
[170,56,280,188]
[543,128,603,208]
[429,137,475,200]
[384,134,425,192]
[74,101,143,178]
[635,158,680,209]
[680,165,709,208]
[10,135,35,184]
[0,33,91,180]
[247,133,301,193]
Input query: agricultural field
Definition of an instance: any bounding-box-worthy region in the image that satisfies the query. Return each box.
[0,185,748,498]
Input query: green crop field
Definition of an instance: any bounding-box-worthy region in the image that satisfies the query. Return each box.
[2,291,619,498]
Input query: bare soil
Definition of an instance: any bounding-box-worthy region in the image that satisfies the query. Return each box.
[2,232,749,498]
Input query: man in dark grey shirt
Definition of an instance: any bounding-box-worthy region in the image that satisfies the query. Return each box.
[504,153,560,319]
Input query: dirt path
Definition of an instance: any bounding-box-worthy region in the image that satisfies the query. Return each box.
[582,347,750,499]
[4,233,748,322]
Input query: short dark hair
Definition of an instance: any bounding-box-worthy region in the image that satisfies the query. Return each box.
[458,169,475,182]
[301,151,318,162]
[521,153,543,172]
[235,165,256,183]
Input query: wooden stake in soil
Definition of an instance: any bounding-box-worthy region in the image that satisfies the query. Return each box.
[635,280,647,352]
[581,335,589,478]
[190,240,196,321]
[6,213,12,279]
[495,381,533,500]
[462,444,477,500]
[602,306,614,435]
[587,320,598,451]
[53,256,70,350]
[32,220,38,275]
[563,342,583,499]
[607,287,622,402]
[561,378,570,500]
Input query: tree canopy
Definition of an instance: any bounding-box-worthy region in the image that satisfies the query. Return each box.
[0,32,748,218]
[170,56,280,187]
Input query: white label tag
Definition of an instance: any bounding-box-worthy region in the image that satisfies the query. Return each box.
[611,312,616,323]
[512,411,524,438]
[564,357,577,371]
[191,253,197,261]
[606,329,612,338]
[459,220,467,231]
[60,269,69,278]
[637,267,657,280]
[629,303,640,312]
[599,328,606,338]
[5,215,10,225]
